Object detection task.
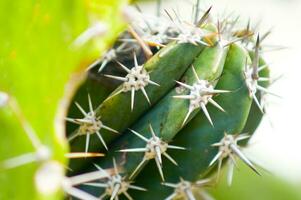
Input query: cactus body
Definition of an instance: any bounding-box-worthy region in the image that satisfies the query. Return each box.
[1,1,277,200]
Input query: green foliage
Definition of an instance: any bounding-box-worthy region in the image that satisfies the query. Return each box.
[0,0,128,199]
[210,161,301,200]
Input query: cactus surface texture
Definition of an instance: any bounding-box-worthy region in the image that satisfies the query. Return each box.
[0,1,278,200]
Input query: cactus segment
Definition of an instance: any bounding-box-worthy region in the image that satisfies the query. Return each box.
[130,43,253,200]
[70,41,207,156]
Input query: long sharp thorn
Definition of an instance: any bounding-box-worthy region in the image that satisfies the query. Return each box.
[93,164,110,177]
[129,129,149,142]
[129,158,147,180]
[116,61,131,73]
[112,158,118,174]
[175,81,193,90]
[98,59,108,73]
[85,134,90,154]
[197,6,212,26]
[65,118,81,125]
[131,87,135,111]
[86,58,101,72]
[96,131,108,150]
[195,179,211,186]
[230,144,261,176]
[217,159,222,180]
[149,124,156,138]
[75,102,88,116]
[156,0,162,17]
[191,65,200,81]
[68,131,80,142]
[64,186,99,200]
[173,95,194,99]
[133,52,138,68]
[210,89,230,94]
[201,103,213,126]
[102,125,119,134]
[258,77,270,82]
[110,183,121,200]
[163,152,178,166]
[165,193,177,200]
[104,75,127,82]
[182,109,193,127]
[252,35,260,78]
[208,98,225,112]
[197,40,211,47]
[84,182,108,188]
[186,189,196,200]
[66,152,104,159]
[155,146,162,164]
[236,134,250,141]
[88,94,94,114]
[155,156,165,181]
[229,153,238,169]
[1,153,37,169]
[162,182,178,188]
[227,160,235,186]
[128,185,147,191]
[123,191,133,200]
[256,85,280,97]
[148,79,160,87]
[258,64,268,72]
[141,87,151,105]
[167,145,186,150]
[106,89,123,101]
[99,193,107,200]
[252,93,264,114]
[73,118,93,124]
[118,148,148,153]
[209,151,222,167]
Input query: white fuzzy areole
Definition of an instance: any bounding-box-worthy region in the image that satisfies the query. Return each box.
[0,91,9,107]
[35,161,65,195]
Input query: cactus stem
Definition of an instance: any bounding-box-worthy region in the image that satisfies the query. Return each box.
[120,124,185,181]
[209,132,260,185]
[66,95,118,151]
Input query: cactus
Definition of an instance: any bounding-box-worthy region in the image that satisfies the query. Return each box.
[0,1,278,200]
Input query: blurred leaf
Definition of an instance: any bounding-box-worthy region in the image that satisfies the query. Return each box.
[208,161,301,200]
[0,0,128,199]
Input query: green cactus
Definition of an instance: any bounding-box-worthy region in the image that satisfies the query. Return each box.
[0,1,278,200]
